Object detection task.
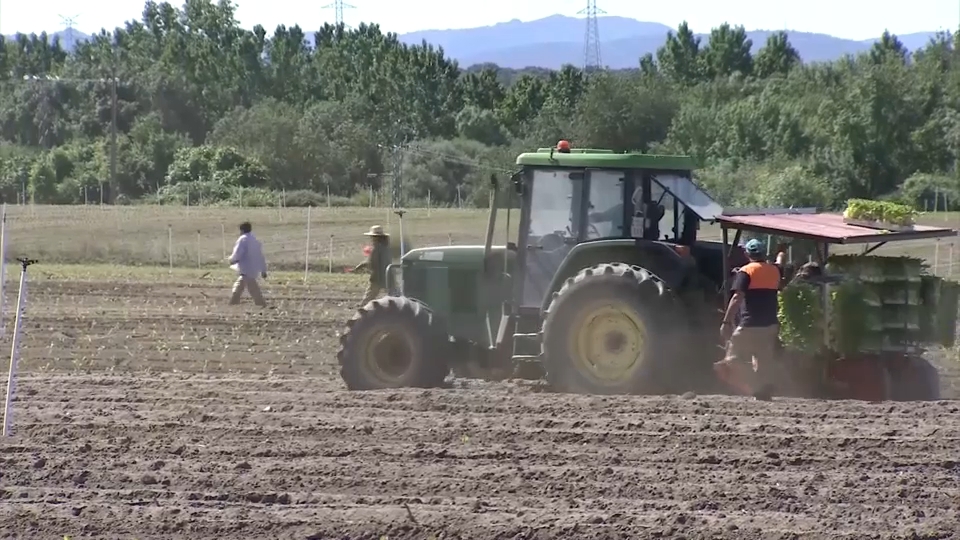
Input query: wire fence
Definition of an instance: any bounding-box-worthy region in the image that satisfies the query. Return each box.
[0,204,502,272]
[0,204,958,278]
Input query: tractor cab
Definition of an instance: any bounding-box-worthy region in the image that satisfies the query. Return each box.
[511,142,730,312]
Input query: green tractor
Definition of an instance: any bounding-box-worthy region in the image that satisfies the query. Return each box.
[336,143,958,399]
[337,143,738,395]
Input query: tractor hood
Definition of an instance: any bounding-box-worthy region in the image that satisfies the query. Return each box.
[402,245,513,265]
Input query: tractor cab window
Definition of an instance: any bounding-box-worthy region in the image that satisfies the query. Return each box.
[585,170,625,240]
[653,173,724,221]
[528,169,581,246]
[648,173,723,243]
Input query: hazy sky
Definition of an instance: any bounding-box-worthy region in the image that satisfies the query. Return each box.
[2,0,957,40]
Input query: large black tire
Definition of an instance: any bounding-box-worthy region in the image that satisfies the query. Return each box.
[337,296,448,390]
[541,263,688,395]
[890,357,941,401]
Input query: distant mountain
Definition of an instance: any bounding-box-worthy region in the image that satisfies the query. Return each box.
[400,14,672,58]
[4,18,943,71]
[396,17,942,69]
[3,27,91,51]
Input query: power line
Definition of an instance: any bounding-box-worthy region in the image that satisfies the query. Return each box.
[322,0,355,27]
[578,0,604,70]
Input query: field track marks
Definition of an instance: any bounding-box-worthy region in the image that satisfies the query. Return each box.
[1,375,958,539]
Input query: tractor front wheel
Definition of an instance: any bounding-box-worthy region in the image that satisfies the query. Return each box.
[337,297,448,390]
[541,263,683,395]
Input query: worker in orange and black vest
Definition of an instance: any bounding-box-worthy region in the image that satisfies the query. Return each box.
[717,238,786,401]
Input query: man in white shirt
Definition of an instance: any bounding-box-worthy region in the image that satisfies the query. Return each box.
[227,221,268,307]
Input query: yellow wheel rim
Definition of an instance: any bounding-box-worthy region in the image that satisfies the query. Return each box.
[362,325,414,385]
[569,301,647,385]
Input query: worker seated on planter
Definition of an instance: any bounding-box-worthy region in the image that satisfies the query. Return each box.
[716,238,786,401]
[791,261,823,283]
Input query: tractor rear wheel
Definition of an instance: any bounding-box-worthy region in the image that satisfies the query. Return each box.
[541,263,685,395]
[337,297,448,390]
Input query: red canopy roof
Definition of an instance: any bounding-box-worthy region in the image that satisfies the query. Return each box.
[716,212,956,244]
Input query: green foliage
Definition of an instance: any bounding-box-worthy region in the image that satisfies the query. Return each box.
[778,282,824,353]
[829,280,868,355]
[165,146,269,188]
[2,3,960,208]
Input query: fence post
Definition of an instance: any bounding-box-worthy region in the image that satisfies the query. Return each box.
[304,207,312,283]
[934,240,940,273]
[0,204,8,339]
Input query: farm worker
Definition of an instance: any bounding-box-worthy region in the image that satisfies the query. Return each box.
[354,225,391,306]
[227,221,268,307]
[716,238,786,401]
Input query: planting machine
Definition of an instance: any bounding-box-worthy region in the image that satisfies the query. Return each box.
[336,142,958,401]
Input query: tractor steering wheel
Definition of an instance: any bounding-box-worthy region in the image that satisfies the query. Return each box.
[539,232,566,251]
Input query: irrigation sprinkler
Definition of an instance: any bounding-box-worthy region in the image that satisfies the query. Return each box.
[2,257,38,437]
[395,209,407,257]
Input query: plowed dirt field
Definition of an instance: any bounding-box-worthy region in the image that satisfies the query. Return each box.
[1,269,960,539]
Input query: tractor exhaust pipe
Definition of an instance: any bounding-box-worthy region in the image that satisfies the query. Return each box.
[482,174,498,275]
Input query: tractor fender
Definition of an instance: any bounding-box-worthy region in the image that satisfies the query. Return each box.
[540,239,692,312]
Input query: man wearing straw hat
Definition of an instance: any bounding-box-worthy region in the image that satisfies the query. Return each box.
[354,225,391,306]
[227,221,268,307]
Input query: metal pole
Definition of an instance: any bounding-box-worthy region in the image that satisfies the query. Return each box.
[328,234,334,273]
[109,74,118,205]
[0,204,8,339]
[396,210,406,257]
[304,206,311,283]
[2,257,36,437]
[391,144,405,257]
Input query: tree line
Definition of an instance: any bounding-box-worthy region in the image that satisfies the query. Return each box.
[1,0,959,211]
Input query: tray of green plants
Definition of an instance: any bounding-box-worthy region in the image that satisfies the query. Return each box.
[842,199,918,229]
[827,278,868,355]
[826,254,924,283]
[782,254,941,354]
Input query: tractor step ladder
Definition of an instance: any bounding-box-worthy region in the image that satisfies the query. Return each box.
[511,332,542,364]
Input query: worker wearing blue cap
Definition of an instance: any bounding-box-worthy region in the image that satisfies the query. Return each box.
[717,238,786,401]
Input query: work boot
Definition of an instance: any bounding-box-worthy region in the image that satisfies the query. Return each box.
[713,359,753,396]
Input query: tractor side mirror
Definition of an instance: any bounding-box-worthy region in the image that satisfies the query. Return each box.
[489,173,498,189]
[512,172,524,195]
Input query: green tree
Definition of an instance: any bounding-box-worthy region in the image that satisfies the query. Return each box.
[700,24,753,79]
[754,32,800,78]
[656,22,704,85]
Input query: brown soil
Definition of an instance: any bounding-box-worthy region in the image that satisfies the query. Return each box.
[1,278,959,539]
